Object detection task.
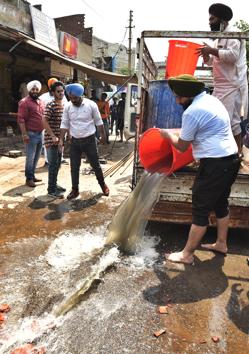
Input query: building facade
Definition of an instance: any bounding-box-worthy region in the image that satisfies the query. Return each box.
[92,36,135,74]
[0,0,136,136]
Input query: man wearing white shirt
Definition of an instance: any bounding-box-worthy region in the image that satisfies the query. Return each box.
[160,75,240,264]
[59,83,109,200]
[197,3,248,152]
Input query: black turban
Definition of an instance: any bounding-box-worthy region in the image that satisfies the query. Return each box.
[209,3,233,21]
[168,74,205,98]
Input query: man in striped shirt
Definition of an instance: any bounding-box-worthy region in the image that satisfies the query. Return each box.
[43,81,66,198]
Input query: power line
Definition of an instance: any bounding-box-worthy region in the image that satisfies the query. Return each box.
[79,0,104,20]
[101,27,128,71]
[112,27,128,61]
[127,10,135,75]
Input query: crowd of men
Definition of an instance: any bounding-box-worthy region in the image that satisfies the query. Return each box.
[17,78,127,200]
[17,2,248,263]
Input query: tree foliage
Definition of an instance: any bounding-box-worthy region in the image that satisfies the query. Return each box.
[118,67,130,75]
[235,20,249,66]
[235,20,249,33]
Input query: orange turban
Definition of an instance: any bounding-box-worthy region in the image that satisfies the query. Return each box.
[47,78,58,88]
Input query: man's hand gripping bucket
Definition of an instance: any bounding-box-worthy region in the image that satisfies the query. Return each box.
[139,128,193,175]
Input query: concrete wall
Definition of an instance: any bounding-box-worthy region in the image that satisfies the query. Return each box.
[0,0,33,36]
[92,36,135,73]
[77,41,92,65]
[55,15,93,46]
[50,59,73,82]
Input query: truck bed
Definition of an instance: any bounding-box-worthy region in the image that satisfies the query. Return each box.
[137,167,249,229]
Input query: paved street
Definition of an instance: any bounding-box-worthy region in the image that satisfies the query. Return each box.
[0,138,249,353]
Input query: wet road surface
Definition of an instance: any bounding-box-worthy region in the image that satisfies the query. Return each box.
[1,145,249,353]
[1,200,249,353]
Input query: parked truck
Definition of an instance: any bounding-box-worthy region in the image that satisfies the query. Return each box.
[124,30,249,229]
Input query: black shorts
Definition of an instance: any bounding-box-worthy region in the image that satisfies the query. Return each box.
[192,154,240,226]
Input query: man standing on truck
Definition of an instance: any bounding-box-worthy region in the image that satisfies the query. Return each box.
[197,3,248,152]
[160,74,240,264]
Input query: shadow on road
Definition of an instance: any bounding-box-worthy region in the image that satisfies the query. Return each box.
[3,184,44,197]
[28,193,103,221]
[226,283,249,334]
[143,254,228,305]
[3,184,31,197]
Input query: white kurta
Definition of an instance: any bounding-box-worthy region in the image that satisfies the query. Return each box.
[207,25,248,135]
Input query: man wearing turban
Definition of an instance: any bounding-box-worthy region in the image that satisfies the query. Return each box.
[160,74,240,264]
[197,3,248,153]
[17,80,45,187]
[59,83,109,200]
[40,78,68,105]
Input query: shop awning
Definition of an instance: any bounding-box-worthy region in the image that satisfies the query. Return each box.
[0,25,137,85]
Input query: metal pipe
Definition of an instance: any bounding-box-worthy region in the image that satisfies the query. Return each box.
[120,156,134,175]
[9,40,23,53]
[104,152,133,177]
[104,157,129,177]
[105,153,132,177]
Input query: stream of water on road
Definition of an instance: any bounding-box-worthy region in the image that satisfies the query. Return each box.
[0,172,165,353]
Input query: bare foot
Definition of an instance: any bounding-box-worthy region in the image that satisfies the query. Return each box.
[201,243,227,255]
[165,251,194,265]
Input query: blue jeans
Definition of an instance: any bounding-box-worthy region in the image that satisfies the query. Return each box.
[47,145,62,193]
[25,131,42,181]
[70,135,105,190]
[103,119,109,142]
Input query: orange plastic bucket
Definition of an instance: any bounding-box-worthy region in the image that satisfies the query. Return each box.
[165,40,201,79]
[139,128,193,175]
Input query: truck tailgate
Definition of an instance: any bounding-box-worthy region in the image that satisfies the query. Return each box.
[148,171,249,228]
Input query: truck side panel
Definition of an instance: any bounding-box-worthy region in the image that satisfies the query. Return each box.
[144,80,183,130]
[147,172,249,228]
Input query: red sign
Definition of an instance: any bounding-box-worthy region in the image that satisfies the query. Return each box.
[60,32,79,59]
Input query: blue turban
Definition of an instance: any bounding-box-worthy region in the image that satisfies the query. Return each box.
[65,83,84,97]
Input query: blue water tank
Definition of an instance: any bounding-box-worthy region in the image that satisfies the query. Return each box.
[145,80,183,130]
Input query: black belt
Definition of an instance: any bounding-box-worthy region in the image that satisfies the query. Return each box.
[72,134,95,141]
[201,153,239,162]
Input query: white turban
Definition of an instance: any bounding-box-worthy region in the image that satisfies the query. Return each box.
[27,80,42,92]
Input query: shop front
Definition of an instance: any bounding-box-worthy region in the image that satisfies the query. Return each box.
[0,25,137,137]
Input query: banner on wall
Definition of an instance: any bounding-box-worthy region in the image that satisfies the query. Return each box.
[29,5,59,51]
[59,32,79,59]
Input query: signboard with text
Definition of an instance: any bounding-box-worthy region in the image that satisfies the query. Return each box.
[59,32,79,59]
[29,5,59,51]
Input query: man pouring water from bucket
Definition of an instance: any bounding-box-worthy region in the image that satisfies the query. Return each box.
[160,74,240,264]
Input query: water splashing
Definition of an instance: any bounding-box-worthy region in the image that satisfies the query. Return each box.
[105,172,165,252]
[53,246,119,317]
[46,230,105,271]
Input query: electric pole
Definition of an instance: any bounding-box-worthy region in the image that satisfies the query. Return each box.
[98,43,107,70]
[127,10,135,75]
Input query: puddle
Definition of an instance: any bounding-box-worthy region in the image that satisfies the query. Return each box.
[0,224,160,353]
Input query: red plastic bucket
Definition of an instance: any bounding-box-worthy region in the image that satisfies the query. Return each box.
[165,40,201,79]
[139,128,193,175]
